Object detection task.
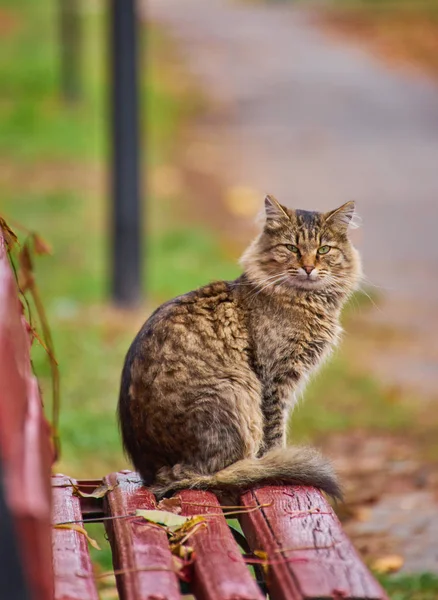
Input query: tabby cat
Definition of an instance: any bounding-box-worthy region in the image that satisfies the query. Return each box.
[118,195,361,499]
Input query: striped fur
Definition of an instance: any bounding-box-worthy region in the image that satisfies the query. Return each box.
[118,196,361,499]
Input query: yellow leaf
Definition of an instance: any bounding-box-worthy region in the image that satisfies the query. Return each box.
[170,544,194,560]
[136,509,190,531]
[53,523,101,550]
[372,554,404,574]
[99,589,119,600]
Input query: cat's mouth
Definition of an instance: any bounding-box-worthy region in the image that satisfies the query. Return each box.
[291,274,326,290]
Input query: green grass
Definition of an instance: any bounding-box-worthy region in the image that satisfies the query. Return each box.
[377,573,438,600]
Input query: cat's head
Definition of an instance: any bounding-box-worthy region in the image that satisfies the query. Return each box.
[240,195,362,296]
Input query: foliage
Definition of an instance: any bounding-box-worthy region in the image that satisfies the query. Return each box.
[377,573,438,600]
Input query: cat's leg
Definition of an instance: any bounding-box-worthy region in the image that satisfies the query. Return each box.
[259,392,287,455]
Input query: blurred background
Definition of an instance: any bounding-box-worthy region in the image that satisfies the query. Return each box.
[1,0,437,595]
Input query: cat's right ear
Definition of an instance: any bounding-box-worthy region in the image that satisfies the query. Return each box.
[264,194,290,224]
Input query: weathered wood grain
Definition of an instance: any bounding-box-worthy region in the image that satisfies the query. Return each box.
[52,475,99,600]
[104,471,180,600]
[240,485,388,600]
[178,489,264,600]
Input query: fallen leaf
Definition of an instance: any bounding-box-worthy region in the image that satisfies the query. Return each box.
[157,497,182,514]
[71,481,118,499]
[136,509,190,531]
[0,217,19,250]
[171,544,194,560]
[372,554,404,574]
[98,589,119,600]
[169,515,207,541]
[53,523,101,550]
[253,549,270,578]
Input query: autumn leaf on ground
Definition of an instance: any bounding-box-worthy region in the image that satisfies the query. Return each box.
[0,217,18,250]
[372,554,404,574]
[53,523,101,550]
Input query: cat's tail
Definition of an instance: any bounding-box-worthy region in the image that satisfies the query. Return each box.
[149,446,342,500]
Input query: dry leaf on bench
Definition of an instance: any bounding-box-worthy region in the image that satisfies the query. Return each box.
[53,523,101,550]
[71,481,118,499]
[135,509,190,531]
[157,497,182,514]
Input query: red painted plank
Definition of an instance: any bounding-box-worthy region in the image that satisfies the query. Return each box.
[240,486,388,600]
[103,471,180,600]
[0,231,54,600]
[52,475,99,600]
[178,490,264,600]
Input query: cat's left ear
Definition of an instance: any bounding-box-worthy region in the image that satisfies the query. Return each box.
[264,194,290,222]
[324,201,355,231]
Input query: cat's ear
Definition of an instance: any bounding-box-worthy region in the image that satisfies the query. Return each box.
[325,201,355,231]
[264,194,290,223]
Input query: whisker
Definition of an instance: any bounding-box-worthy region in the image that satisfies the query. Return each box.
[357,286,382,312]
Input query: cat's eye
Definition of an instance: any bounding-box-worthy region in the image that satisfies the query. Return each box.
[317,245,331,255]
[286,244,299,253]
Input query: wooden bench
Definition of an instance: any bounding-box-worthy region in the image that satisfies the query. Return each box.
[0,230,388,600]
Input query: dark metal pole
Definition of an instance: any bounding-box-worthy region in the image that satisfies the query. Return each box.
[59,0,81,103]
[0,458,30,599]
[111,0,142,307]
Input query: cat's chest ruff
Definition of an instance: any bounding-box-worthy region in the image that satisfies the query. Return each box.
[252,305,340,382]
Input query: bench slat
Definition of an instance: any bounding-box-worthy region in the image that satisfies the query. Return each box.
[104,471,180,600]
[52,475,99,600]
[0,231,54,600]
[178,490,264,600]
[240,486,387,600]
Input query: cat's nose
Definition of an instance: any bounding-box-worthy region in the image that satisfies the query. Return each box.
[303,265,314,275]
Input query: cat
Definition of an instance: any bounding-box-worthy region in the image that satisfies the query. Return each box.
[118,195,361,499]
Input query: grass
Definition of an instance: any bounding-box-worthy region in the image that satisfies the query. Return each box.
[377,573,438,600]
